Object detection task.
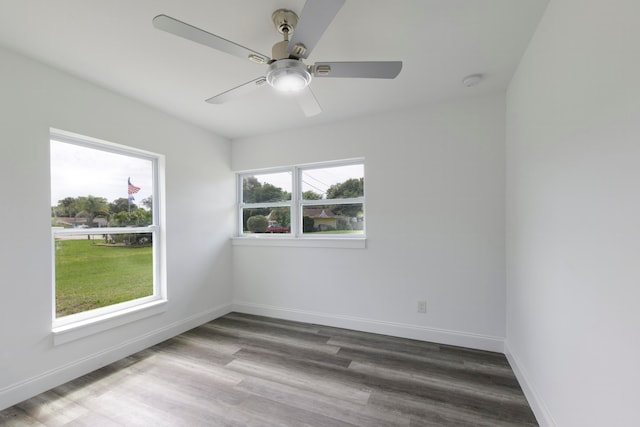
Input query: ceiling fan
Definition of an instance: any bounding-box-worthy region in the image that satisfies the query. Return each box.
[152,0,402,117]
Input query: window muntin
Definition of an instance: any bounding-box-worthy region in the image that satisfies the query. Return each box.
[238,160,365,237]
[50,131,163,326]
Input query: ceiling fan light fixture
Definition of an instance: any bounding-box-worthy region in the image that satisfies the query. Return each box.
[266,59,312,92]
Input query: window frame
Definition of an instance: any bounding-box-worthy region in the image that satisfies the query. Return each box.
[237,159,365,240]
[238,166,293,236]
[50,129,166,341]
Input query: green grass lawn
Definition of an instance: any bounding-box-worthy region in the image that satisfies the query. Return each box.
[55,238,153,317]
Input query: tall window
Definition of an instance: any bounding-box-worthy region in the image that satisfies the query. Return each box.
[238,160,364,237]
[50,131,164,326]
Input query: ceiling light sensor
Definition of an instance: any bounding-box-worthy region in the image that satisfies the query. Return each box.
[462,73,483,87]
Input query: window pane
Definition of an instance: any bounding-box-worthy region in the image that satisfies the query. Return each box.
[302,204,364,234]
[51,134,161,323]
[50,140,154,228]
[302,164,364,200]
[54,233,153,317]
[242,171,292,203]
[243,207,291,234]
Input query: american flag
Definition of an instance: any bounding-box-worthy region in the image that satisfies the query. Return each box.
[128,177,141,195]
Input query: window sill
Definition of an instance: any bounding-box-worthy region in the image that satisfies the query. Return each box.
[52,299,168,346]
[231,236,366,249]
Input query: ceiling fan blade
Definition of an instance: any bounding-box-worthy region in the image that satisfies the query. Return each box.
[312,61,403,79]
[297,86,322,117]
[205,77,267,104]
[153,14,270,64]
[287,0,345,59]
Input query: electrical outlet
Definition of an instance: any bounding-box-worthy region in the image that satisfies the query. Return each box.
[417,300,427,313]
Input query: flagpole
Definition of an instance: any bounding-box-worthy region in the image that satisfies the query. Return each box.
[127,177,141,214]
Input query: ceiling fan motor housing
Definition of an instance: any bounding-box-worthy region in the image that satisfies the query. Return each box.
[272,40,290,61]
[271,9,304,60]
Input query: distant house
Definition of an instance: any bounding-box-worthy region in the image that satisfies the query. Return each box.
[303,208,337,231]
[264,208,339,230]
[53,217,108,228]
[264,208,360,232]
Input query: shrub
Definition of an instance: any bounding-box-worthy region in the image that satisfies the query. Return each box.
[247,215,268,233]
[302,216,315,232]
[106,233,152,246]
[336,218,353,230]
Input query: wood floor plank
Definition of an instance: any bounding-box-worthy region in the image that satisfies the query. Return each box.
[225,358,372,406]
[369,390,533,427]
[234,393,360,427]
[1,313,538,426]
[225,312,323,335]
[318,325,441,354]
[200,322,342,355]
[212,317,329,345]
[0,405,46,427]
[337,345,520,389]
[349,360,530,410]
[345,354,524,400]
[235,376,411,427]
[15,390,90,426]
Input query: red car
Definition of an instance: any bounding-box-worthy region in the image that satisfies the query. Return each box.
[266,226,290,233]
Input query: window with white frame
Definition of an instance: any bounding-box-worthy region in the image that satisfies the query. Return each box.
[238,160,365,237]
[50,131,164,328]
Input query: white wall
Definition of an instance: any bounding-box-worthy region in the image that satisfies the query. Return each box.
[0,46,234,410]
[232,94,506,351]
[505,0,640,425]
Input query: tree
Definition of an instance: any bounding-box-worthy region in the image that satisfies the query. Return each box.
[326,178,364,199]
[302,216,315,232]
[109,197,135,214]
[302,190,322,200]
[242,176,262,202]
[243,176,289,203]
[110,209,152,227]
[268,207,291,228]
[141,196,153,211]
[326,178,364,218]
[74,195,109,227]
[52,197,81,217]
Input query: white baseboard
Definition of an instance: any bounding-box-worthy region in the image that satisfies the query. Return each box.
[232,301,504,353]
[0,303,232,411]
[504,340,556,427]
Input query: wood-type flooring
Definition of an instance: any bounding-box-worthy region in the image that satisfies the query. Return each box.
[0,312,538,426]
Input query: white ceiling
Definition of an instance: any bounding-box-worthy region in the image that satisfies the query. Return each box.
[0,0,548,140]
